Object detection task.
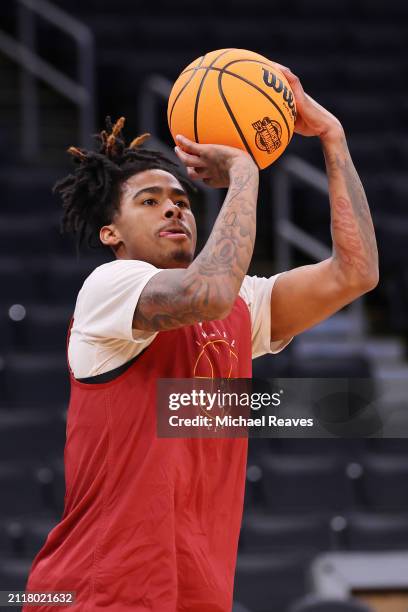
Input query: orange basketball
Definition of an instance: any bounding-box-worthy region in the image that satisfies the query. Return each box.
[167,48,297,170]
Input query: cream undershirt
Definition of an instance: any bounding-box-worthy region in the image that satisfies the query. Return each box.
[68,259,292,378]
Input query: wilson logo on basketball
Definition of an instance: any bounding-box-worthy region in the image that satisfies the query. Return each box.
[252,117,282,154]
[261,68,297,119]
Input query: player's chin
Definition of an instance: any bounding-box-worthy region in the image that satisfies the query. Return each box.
[168,246,194,267]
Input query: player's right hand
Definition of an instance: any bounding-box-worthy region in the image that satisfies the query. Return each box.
[174,134,257,188]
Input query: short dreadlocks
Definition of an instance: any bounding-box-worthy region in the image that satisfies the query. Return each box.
[55,116,195,253]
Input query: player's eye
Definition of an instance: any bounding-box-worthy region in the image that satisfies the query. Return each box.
[176,200,190,209]
[142,199,157,206]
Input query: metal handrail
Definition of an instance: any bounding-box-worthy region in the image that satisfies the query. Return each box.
[273,154,365,338]
[0,0,94,157]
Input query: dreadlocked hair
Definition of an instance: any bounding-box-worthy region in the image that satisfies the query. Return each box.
[55,116,196,252]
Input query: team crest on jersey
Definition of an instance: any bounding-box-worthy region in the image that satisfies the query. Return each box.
[193,322,238,379]
[252,117,282,154]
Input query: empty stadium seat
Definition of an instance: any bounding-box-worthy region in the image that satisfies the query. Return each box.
[0,309,13,349]
[33,459,65,519]
[232,603,253,612]
[288,0,356,18]
[14,305,71,353]
[289,353,372,378]
[345,512,408,551]
[343,59,402,92]
[0,410,66,463]
[268,439,367,456]
[240,514,331,553]
[2,353,69,408]
[347,23,407,54]
[260,454,354,513]
[23,517,57,556]
[45,257,106,305]
[0,259,42,305]
[290,594,372,612]
[367,438,408,454]
[0,216,55,257]
[358,454,408,511]
[234,551,309,612]
[0,557,31,590]
[0,519,27,557]
[348,135,389,174]
[325,94,392,133]
[0,167,57,214]
[0,464,42,519]
[0,516,57,558]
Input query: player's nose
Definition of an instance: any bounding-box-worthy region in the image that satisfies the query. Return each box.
[163,200,182,219]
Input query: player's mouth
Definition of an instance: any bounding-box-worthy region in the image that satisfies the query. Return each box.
[158,224,190,240]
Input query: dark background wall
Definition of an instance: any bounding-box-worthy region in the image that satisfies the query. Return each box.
[0,1,408,611]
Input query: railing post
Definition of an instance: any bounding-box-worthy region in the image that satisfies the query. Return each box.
[139,87,156,135]
[77,32,94,149]
[18,1,39,158]
[272,155,366,339]
[273,166,291,271]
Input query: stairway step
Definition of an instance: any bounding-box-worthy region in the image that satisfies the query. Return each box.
[296,338,406,365]
[364,339,406,363]
[300,313,364,338]
[374,363,408,379]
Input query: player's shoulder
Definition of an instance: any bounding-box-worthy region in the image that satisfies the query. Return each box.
[76,258,160,306]
[83,258,158,286]
[239,274,277,307]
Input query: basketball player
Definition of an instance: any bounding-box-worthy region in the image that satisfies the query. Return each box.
[23,67,378,611]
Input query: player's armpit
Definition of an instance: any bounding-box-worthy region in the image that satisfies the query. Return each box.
[270,257,378,341]
[132,268,229,332]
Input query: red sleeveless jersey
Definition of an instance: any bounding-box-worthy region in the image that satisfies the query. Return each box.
[23,296,252,612]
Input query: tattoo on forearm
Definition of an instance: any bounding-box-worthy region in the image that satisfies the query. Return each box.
[331,197,371,277]
[133,159,259,330]
[323,138,378,282]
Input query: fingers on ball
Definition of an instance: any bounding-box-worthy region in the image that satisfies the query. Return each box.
[187,167,210,180]
[175,147,205,168]
[175,134,201,155]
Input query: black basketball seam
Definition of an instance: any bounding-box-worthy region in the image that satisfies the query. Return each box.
[220,59,291,139]
[181,58,281,77]
[168,55,206,131]
[217,70,257,165]
[180,61,292,140]
[193,49,234,143]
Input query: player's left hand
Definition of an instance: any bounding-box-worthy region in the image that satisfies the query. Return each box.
[272,63,344,141]
[174,134,256,188]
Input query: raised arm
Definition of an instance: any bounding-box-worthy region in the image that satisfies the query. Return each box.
[133,138,259,332]
[267,65,379,341]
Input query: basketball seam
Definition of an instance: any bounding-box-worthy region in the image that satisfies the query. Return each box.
[179,57,279,78]
[221,59,291,139]
[217,70,257,165]
[168,55,206,131]
[180,61,293,141]
[193,49,234,143]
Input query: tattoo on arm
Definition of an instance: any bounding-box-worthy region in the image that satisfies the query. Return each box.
[323,136,378,283]
[133,159,259,331]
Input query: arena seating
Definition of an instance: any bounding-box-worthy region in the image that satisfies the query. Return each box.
[289,595,372,612]
[0,1,408,611]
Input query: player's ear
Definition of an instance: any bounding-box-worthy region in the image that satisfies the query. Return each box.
[100,224,122,247]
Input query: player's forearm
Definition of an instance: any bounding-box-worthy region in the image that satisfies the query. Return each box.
[184,157,259,317]
[132,155,258,333]
[322,129,379,291]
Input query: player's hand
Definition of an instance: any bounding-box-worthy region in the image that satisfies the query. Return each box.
[272,63,344,141]
[174,134,257,188]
